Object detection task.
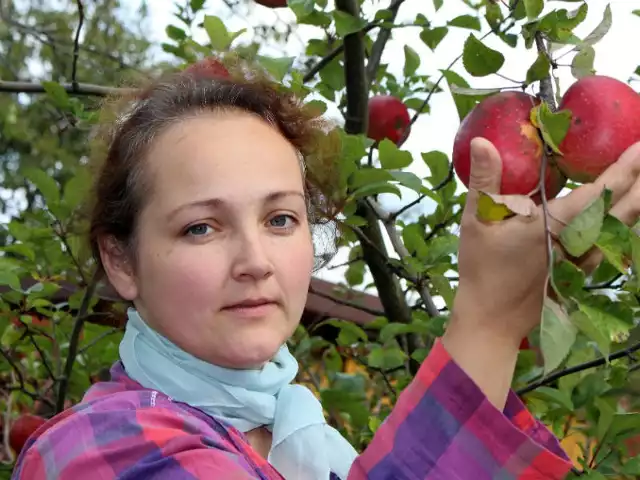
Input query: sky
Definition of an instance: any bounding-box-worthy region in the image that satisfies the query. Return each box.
[120,0,640,296]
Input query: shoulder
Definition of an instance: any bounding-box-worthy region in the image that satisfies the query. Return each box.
[11,387,271,480]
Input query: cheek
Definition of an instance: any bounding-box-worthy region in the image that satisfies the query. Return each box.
[137,244,225,306]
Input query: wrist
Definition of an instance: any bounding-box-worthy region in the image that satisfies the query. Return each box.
[441,312,521,410]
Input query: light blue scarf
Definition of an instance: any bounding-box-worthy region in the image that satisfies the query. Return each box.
[119,308,358,479]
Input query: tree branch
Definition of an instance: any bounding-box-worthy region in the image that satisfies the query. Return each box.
[336,0,419,372]
[55,268,100,413]
[366,198,439,317]
[71,0,85,91]
[309,285,385,317]
[365,0,405,89]
[517,340,640,395]
[534,32,557,111]
[0,80,130,96]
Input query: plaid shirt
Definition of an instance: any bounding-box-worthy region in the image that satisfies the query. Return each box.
[11,340,572,479]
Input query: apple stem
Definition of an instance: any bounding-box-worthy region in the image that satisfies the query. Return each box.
[534,32,557,112]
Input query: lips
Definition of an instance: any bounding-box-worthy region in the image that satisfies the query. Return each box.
[222,298,279,318]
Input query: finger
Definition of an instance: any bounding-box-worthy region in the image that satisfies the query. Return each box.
[549,141,640,226]
[608,173,640,226]
[464,137,503,212]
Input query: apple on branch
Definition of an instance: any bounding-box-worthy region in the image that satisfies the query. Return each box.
[452,90,566,204]
[367,95,411,146]
[555,75,640,183]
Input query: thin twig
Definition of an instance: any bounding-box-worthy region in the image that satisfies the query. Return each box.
[71,0,85,91]
[77,326,124,356]
[517,340,640,395]
[365,0,405,89]
[0,80,130,96]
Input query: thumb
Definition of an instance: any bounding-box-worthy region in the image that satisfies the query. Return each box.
[465,137,503,208]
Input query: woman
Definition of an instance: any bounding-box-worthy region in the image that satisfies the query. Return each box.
[10,62,640,479]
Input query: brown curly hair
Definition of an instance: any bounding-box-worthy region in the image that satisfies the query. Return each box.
[87,58,344,275]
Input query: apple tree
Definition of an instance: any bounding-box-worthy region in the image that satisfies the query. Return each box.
[2,0,640,478]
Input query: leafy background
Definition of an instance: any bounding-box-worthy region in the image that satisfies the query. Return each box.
[2,0,640,478]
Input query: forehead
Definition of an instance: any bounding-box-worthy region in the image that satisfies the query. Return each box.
[143,110,305,205]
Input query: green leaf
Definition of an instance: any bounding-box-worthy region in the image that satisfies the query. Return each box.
[1,243,36,262]
[378,139,413,169]
[524,0,544,20]
[420,27,448,50]
[0,271,22,291]
[431,274,455,310]
[594,214,631,273]
[367,345,408,370]
[525,52,551,85]
[571,45,595,79]
[403,45,420,77]
[441,69,495,121]
[41,81,71,109]
[527,386,574,411]
[23,167,61,207]
[402,223,428,257]
[573,304,631,358]
[433,0,443,11]
[63,168,91,211]
[166,25,187,41]
[390,171,423,193]
[559,190,606,257]
[256,55,295,81]
[422,151,450,187]
[288,0,315,17]
[552,258,586,298]
[582,4,612,47]
[316,318,368,346]
[203,15,231,50]
[333,10,367,37]
[531,102,572,153]
[350,167,394,189]
[462,34,505,77]
[448,15,481,31]
[540,298,577,374]
[485,3,504,30]
[379,322,429,343]
[190,0,206,11]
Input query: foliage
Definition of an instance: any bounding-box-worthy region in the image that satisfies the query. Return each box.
[2,0,640,478]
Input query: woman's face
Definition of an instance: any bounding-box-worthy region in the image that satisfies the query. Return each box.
[103,110,315,369]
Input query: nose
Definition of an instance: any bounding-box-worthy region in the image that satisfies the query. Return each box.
[230,229,274,282]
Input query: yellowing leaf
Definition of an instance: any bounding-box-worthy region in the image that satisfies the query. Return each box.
[476,191,537,222]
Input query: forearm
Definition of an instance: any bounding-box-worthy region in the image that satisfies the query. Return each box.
[440,311,523,411]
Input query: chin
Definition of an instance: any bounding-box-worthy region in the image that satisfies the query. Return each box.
[210,337,287,370]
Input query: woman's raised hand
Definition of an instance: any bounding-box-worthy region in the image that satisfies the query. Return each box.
[441,137,640,409]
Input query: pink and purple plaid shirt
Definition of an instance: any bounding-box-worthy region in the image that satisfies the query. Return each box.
[11,340,572,479]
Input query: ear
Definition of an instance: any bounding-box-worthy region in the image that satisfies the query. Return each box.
[98,235,138,301]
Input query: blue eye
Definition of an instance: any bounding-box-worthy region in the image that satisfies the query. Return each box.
[270,215,296,229]
[186,224,212,236]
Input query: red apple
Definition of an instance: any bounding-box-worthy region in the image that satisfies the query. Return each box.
[367,95,411,146]
[452,91,566,203]
[519,337,530,350]
[555,75,640,183]
[254,0,288,7]
[9,414,47,455]
[184,56,230,80]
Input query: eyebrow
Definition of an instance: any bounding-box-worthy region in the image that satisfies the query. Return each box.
[167,190,306,221]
